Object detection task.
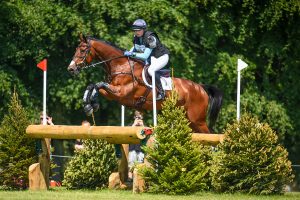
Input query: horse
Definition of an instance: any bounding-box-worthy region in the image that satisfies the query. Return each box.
[67,34,223,133]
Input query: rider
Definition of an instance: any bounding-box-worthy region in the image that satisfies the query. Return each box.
[124,19,170,101]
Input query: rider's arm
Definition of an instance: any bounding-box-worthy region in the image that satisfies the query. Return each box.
[133,48,153,61]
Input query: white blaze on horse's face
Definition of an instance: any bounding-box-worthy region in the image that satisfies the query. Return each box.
[67,60,79,75]
[69,60,75,67]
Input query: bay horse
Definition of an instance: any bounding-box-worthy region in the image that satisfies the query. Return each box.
[67,34,223,133]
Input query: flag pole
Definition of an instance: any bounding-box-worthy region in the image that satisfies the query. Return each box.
[152,74,157,126]
[37,59,48,125]
[121,105,125,127]
[43,70,47,125]
[237,59,248,121]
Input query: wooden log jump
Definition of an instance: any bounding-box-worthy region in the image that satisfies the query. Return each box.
[26,125,147,144]
[26,125,224,191]
[26,125,224,145]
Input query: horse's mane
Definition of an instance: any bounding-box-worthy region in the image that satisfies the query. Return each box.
[87,36,126,51]
[86,36,145,66]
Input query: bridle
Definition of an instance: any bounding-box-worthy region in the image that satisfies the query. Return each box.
[71,38,140,86]
[72,42,91,69]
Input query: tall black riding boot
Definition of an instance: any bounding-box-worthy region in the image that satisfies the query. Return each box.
[155,73,165,101]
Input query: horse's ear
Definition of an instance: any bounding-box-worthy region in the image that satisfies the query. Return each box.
[79,33,87,43]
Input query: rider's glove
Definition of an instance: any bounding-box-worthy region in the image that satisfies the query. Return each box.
[124,51,135,57]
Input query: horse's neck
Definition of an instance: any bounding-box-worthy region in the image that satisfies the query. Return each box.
[91,40,122,60]
[91,40,134,75]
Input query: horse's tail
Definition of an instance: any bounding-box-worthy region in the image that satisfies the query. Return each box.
[202,85,223,132]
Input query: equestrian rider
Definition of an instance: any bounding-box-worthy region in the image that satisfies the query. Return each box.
[124,19,170,101]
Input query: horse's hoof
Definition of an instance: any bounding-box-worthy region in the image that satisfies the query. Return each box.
[84,104,93,116]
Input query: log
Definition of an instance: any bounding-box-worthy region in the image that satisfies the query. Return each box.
[26,125,147,144]
[26,125,225,145]
[192,133,225,146]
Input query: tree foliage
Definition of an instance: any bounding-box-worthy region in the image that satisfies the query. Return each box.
[141,91,211,194]
[0,0,299,187]
[211,114,294,194]
[63,139,117,189]
[0,90,37,190]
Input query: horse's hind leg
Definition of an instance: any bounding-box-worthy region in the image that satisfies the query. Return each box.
[190,120,210,133]
[186,107,210,133]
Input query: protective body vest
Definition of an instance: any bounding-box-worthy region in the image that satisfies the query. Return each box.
[133,30,170,59]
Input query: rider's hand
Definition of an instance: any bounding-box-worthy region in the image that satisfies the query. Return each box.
[124,51,135,57]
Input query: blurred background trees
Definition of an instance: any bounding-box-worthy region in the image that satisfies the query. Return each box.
[0,0,299,188]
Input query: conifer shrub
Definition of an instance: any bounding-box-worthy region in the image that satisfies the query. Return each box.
[0,91,37,190]
[141,91,212,194]
[211,114,294,194]
[63,139,117,189]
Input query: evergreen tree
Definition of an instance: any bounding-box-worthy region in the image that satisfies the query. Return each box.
[63,139,118,189]
[0,90,37,190]
[141,91,211,194]
[211,114,294,194]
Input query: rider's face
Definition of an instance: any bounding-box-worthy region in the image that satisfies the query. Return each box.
[133,29,144,37]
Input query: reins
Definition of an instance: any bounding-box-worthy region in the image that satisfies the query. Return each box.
[82,55,126,70]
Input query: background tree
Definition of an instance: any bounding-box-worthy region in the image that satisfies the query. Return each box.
[0,90,37,189]
[0,0,299,188]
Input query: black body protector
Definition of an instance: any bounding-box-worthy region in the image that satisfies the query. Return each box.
[133,30,170,101]
[133,30,170,63]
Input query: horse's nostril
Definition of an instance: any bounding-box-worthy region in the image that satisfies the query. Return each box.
[68,67,74,72]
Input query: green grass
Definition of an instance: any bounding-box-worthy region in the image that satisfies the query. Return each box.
[1,188,300,200]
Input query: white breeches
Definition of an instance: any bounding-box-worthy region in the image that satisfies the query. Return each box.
[147,54,169,77]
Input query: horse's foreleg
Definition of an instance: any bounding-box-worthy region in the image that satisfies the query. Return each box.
[82,82,116,115]
[95,82,115,94]
[83,82,129,115]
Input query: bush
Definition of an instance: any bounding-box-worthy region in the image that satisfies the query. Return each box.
[216,91,293,143]
[63,139,117,189]
[211,114,294,194]
[141,91,212,194]
[0,91,37,190]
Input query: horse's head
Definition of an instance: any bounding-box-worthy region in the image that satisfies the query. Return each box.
[68,34,94,75]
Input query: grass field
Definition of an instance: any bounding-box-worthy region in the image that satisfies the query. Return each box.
[1,188,300,200]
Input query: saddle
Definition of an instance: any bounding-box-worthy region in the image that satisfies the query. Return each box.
[144,65,171,85]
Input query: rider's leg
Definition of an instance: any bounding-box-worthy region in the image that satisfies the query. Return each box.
[154,72,165,101]
[148,54,169,100]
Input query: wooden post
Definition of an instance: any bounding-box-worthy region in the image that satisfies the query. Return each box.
[118,144,129,189]
[132,164,146,193]
[38,138,50,189]
[29,163,47,190]
[29,138,50,190]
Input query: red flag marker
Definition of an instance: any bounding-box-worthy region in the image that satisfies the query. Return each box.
[37,59,47,71]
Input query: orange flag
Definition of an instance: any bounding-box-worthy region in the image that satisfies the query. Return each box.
[37,59,47,71]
